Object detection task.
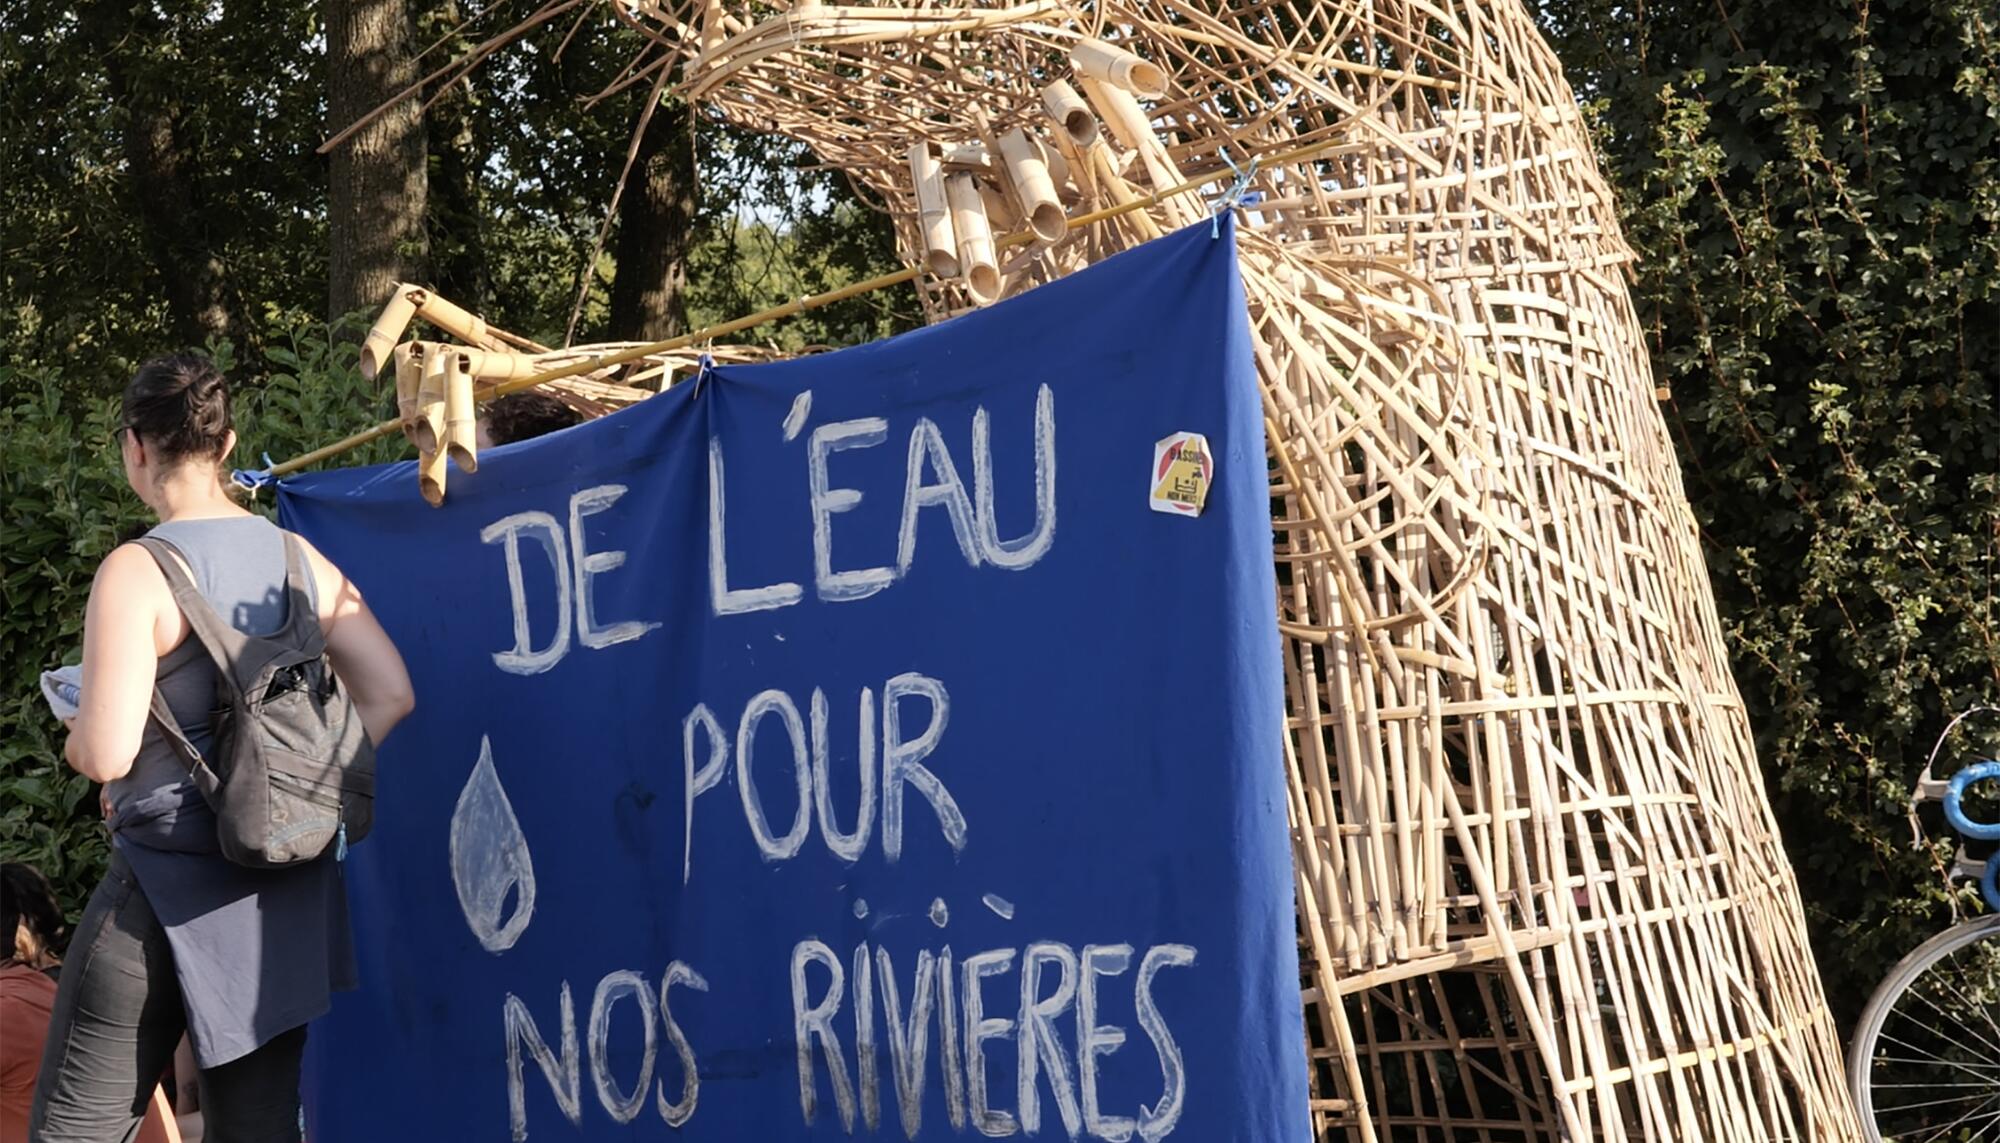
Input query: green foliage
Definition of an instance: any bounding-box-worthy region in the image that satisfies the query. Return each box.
[0,324,404,918]
[1545,0,2000,1021]
[0,0,328,376]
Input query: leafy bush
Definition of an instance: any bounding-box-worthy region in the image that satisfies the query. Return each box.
[0,326,405,917]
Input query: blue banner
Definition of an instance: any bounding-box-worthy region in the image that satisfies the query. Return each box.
[283,220,1308,1142]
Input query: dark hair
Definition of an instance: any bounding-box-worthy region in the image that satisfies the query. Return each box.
[121,353,233,465]
[1,863,64,965]
[481,391,581,446]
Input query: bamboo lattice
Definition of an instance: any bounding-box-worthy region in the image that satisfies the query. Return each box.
[350,0,1864,1133]
[624,0,1863,1137]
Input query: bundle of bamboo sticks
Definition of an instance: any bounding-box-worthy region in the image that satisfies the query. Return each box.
[353,283,779,503]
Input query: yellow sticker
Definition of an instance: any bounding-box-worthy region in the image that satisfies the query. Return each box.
[1151,431,1213,517]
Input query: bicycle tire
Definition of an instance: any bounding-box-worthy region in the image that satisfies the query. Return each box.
[1849,913,2000,1142]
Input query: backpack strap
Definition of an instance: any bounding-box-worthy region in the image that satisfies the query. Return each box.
[133,537,252,668]
[132,537,246,775]
[273,533,322,644]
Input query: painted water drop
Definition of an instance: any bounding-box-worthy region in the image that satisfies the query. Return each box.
[451,736,538,953]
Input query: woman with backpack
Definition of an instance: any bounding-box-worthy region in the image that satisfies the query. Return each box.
[32,354,415,1143]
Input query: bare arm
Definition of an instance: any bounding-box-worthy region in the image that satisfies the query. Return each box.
[65,546,171,783]
[297,536,416,745]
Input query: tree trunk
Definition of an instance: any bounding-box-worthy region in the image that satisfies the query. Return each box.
[85,1,246,349]
[122,95,245,349]
[327,0,428,326]
[422,0,491,310]
[606,95,698,341]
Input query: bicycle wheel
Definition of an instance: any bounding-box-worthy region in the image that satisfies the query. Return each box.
[1850,913,2000,1142]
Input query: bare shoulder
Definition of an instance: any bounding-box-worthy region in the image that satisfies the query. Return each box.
[287,531,359,619]
[93,541,168,597]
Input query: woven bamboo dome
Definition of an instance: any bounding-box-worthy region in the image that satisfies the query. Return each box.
[373,0,1861,1135]
[600,0,1863,1139]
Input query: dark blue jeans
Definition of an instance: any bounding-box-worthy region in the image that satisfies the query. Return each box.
[29,855,306,1143]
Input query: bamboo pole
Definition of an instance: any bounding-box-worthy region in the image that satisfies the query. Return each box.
[944,172,1001,304]
[909,143,961,277]
[998,128,1066,242]
[415,345,451,504]
[445,352,478,473]
[413,350,448,455]
[1041,79,1101,149]
[360,288,420,381]
[393,343,423,445]
[1069,38,1168,98]
[418,439,450,507]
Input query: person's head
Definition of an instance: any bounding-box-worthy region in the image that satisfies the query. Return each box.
[1,863,64,969]
[118,353,237,508]
[476,391,582,450]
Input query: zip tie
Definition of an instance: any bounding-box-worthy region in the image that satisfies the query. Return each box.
[1210,149,1262,238]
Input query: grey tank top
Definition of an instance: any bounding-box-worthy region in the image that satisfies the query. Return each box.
[107,515,358,1068]
[111,516,312,839]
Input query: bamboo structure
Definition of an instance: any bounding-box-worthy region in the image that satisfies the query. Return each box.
[347,282,788,489]
[327,0,1861,1132]
[603,0,1863,1138]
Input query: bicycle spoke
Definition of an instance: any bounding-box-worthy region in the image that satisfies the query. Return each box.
[1908,948,2000,1063]
[1855,919,2000,1143]
[1907,1093,2000,1143]
[1966,1106,2000,1143]
[1876,1090,1999,1116]
[1889,974,2000,1070]
[1874,1061,2000,1076]
[1873,1026,2000,1087]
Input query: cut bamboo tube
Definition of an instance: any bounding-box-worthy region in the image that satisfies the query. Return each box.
[444,352,477,474]
[1069,38,1167,98]
[418,440,449,507]
[413,348,448,455]
[909,143,961,278]
[409,288,497,351]
[359,287,419,381]
[454,347,546,382]
[943,172,1001,305]
[393,343,423,446]
[1041,79,1101,149]
[1078,75,1199,226]
[998,128,1066,242]
[1079,76,1176,179]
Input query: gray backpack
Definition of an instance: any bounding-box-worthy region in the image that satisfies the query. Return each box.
[136,535,376,868]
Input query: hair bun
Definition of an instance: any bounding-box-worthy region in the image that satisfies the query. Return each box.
[122,353,234,466]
